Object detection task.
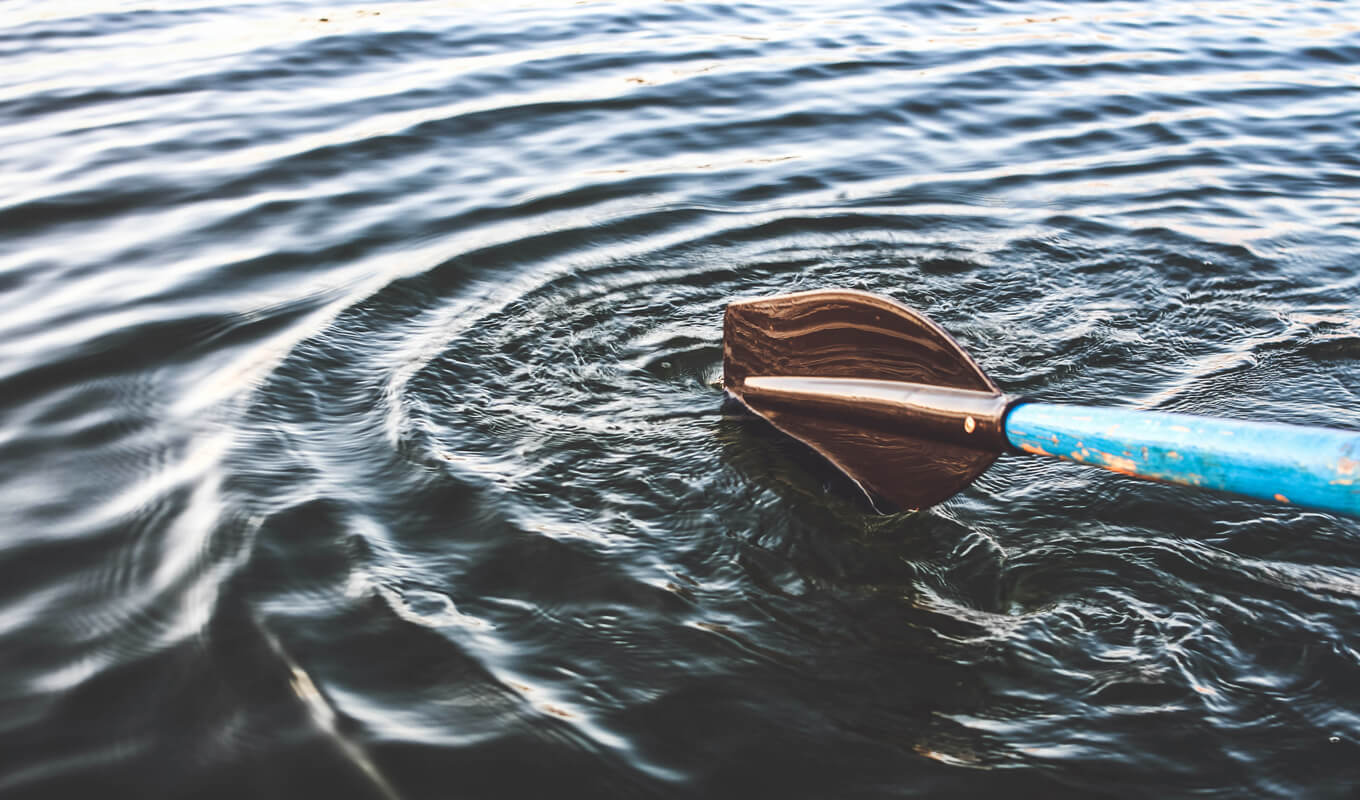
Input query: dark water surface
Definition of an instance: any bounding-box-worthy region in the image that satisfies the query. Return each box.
[3,1,1359,797]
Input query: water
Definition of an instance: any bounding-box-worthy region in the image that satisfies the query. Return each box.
[2,1,1359,796]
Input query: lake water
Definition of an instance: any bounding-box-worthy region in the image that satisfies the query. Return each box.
[2,1,1358,797]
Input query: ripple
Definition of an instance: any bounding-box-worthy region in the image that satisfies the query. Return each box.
[3,0,1360,797]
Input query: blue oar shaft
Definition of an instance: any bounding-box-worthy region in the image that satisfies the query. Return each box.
[1005,402,1360,517]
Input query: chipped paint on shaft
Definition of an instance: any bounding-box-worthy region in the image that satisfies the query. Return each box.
[1093,451,1140,475]
[1333,456,1357,486]
[1005,402,1360,517]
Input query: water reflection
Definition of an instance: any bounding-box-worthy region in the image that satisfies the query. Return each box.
[1,0,1359,796]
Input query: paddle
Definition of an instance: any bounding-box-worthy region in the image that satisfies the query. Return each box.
[723,289,1360,517]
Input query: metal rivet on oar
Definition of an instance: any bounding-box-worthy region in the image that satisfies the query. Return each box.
[722,289,1360,518]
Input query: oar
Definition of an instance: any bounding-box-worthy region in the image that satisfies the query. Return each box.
[723,289,1359,517]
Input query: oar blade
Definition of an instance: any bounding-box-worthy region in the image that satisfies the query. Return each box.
[723,289,1004,511]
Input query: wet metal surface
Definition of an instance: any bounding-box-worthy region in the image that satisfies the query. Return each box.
[724,290,1008,509]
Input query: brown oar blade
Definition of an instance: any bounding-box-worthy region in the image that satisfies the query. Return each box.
[723,289,1006,511]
